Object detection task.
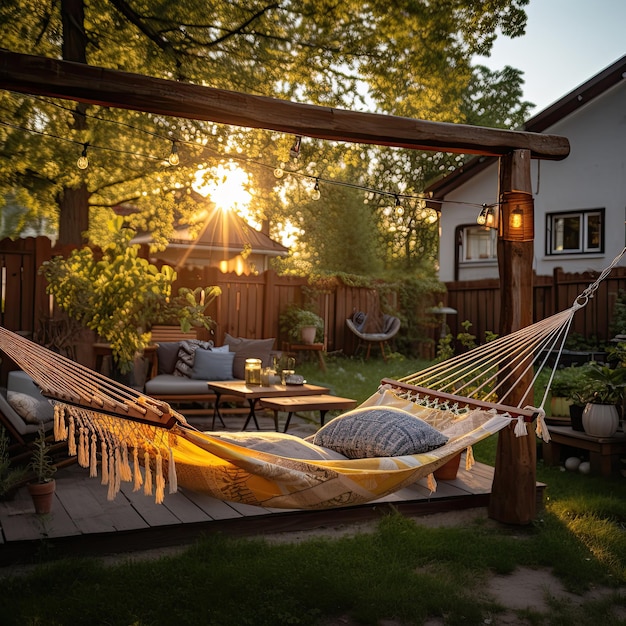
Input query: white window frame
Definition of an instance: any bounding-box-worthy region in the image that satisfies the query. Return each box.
[546,208,604,255]
[459,225,498,264]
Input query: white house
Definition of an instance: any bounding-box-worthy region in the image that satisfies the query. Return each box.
[430,55,626,283]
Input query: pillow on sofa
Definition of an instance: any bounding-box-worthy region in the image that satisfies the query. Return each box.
[223,334,275,380]
[7,391,53,424]
[311,406,448,459]
[174,340,213,377]
[191,349,235,381]
[155,341,182,375]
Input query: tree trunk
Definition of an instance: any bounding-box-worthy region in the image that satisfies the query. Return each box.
[57,185,90,246]
[488,149,537,525]
[56,0,90,245]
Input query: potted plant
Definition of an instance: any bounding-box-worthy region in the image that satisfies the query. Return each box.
[549,365,592,428]
[40,217,221,378]
[279,305,324,345]
[580,363,626,437]
[27,426,57,514]
[0,426,28,501]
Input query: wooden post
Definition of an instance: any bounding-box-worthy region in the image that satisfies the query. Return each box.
[488,149,537,525]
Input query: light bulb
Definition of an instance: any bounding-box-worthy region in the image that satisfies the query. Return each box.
[510,206,523,229]
[77,143,89,170]
[290,136,302,160]
[168,142,179,166]
[476,204,488,226]
[394,195,403,215]
[311,179,321,201]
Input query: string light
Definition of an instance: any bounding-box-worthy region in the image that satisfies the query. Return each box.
[395,195,404,215]
[476,203,498,229]
[476,204,489,226]
[0,98,494,214]
[77,142,89,169]
[289,135,302,161]
[273,162,285,179]
[311,178,321,200]
[168,141,179,166]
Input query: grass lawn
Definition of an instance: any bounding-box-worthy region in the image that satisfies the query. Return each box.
[1,354,625,625]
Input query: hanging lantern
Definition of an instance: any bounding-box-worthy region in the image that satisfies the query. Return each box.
[500,191,534,242]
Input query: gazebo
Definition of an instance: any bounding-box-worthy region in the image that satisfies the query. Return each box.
[131,205,288,275]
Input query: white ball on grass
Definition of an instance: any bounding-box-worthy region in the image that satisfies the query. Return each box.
[578,461,591,474]
[564,456,581,471]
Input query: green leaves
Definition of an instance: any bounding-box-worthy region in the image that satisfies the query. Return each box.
[40,218,221,372]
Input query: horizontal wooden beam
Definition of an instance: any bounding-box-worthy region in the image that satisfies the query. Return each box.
[0,50,570,160]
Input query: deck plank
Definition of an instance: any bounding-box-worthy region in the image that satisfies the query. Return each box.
[179,489,247,520]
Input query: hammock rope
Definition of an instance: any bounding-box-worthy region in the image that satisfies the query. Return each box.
[0,247,624,508]
[400,246,626,419]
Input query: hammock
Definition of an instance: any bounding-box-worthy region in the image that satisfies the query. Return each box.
[0,249,623,509]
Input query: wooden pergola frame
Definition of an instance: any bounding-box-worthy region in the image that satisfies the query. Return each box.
[0,50,570,524]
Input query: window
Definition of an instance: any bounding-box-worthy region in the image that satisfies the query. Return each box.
[546,209,604,255]
[459,225,497,262]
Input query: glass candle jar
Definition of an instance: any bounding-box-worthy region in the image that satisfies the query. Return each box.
[244,358,262,386]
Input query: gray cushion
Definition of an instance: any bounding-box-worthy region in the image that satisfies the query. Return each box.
[174,340,213,377]
[191,349,235,381]
[145,374,213,395]
[0,392,44,436]
[156,341,182,375]
[7,391,53,424]
[223,334,275,379]
[312,406,449,459]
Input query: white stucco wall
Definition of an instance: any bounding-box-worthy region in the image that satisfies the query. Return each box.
[438,79,626,282]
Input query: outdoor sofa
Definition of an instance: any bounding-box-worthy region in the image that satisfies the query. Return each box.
[144,329,276,418]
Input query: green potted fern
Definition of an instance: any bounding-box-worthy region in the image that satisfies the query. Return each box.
[280,305,324,344]
[27,426,57,514]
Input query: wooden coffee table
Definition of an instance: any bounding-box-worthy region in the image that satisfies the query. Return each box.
[208,380,330,430]
[260,394,357,432]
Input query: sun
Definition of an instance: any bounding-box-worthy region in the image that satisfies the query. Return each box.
[193,163,252,215]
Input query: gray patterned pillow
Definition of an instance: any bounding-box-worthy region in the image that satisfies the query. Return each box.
[174,340,213,377]
[312,406,448,459]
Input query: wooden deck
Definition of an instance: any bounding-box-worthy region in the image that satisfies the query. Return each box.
[0,460,545,566]
[0,412,545,565]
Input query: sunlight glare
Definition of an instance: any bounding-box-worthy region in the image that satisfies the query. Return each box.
[193,163,252,214]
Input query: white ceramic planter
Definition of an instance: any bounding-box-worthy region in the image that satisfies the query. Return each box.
[582,403,619,438]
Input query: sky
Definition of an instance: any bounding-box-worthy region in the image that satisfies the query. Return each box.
[479,0,626,115]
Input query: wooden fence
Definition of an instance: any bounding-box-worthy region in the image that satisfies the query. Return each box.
[169,264,399,356]
[0,238,404,379]
[444,267,626,347]
[3,237,625,382]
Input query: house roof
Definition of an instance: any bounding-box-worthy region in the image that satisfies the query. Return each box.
[425,55,626,199]
[133,207,288,257]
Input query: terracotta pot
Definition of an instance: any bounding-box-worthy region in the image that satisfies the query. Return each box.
[582,403,619,438]
[433,453,462,480]
[27,479,56,515]
[300,325,317,344]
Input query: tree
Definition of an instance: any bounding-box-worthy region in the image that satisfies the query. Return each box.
[0,0,531,268]
[40,217,221,372]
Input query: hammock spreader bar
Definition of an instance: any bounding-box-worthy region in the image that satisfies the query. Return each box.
[0,326,182,429]
[380,378,539,421]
